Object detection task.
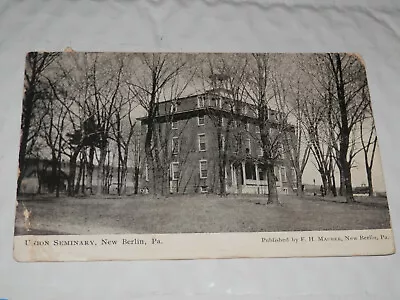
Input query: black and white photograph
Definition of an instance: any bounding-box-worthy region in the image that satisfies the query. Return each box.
[13,52,394,261]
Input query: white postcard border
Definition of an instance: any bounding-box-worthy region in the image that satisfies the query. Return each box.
[13,228,395,262]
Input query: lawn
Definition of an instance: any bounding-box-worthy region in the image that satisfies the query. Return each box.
[14,194,391,235]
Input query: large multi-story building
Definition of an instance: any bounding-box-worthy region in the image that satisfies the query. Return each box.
[138,88,297,195]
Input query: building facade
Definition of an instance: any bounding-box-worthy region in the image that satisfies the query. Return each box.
[138,89,297,195]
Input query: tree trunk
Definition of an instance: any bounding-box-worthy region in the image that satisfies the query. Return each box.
[326,172,333,197]
[122,154,129,195]
[149,159,166,196]
[17,90,35,194]
[56,136,63,198]
[266,164,279,204]
[334,53,354,203]
[120,159,127,195]
[75,157,84,195]
[56,158,61,198]
[235,164,243,194]
[366,166,374,196]
[96,146,107,196]
[331,169,337,197]
[219,161,226,196]
[151,128,167,196]
[117,157,121,195]
[338,166,345,196]
[121,167,127,195]
[218,143,227,196]
[37,162,42,194]
[68,150,80,196]
[296,172,303,197]
[320,172,329,197]
[87,146,95,194]
[50,155,57,193]
[134,166,140,194]
[342,160,354,202]
[81,158,86,195]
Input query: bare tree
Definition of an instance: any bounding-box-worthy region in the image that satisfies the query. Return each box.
[283,78,311,197]
[324,53,368,202]
[88,54,125,195]
[59,53,128,195]
[18,52,59,193]
[244,53,292,205]
[195,53,249,195]
[301,53,368,202]
[127,53,195,195]
[110,88,139,195]
[360,88,378,196]
[40,91,69,196]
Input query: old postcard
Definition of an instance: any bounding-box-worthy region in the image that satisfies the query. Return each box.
[13,52,394,262]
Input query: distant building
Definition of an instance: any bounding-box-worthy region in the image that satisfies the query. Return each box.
[138,88,297,195]
[19,157,68,194]
[19,157,137,195]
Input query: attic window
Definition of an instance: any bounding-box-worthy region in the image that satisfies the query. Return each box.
[197,95,206,108]
[170,103,177,113]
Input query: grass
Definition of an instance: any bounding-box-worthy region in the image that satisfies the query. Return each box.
[14,194,391,235]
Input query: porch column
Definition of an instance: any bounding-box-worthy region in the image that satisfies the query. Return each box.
[255,164,260,184]
[241,161,246,186]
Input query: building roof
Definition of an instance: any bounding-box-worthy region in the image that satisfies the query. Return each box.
[137,89,295,131]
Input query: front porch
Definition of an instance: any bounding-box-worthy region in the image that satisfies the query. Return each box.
[227,160,288,195]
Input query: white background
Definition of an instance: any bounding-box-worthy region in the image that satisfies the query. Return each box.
[1,0,400,299]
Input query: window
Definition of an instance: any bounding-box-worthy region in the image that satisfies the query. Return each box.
[278,144,284,159]
[197,95,206,108]
[246,122,250,131]
[172,137,179,154]
[198,134,206,151]
[214,96,222,108]
[258,146,263,157]
[270,110,276,120]
[243,105,248,115]
[246,138,251,154]
[170,102,177,113]
[211,96,218,107]
[281,167,287,182]
[258,168,265,180]
[221,117,225,127]
[200,186,208,193]
[171,162,179,180]
[256,125,260,133]
[245,162,257,180]
[199,160,208,179]
[220,134,225,150]
[172,120,178,129]
[198,115,205,126]
[233,138,240,153]
[274,166,280,182]
[291,167,297,183]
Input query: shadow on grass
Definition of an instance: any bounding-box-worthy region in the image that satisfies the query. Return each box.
[301,195,389,209]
